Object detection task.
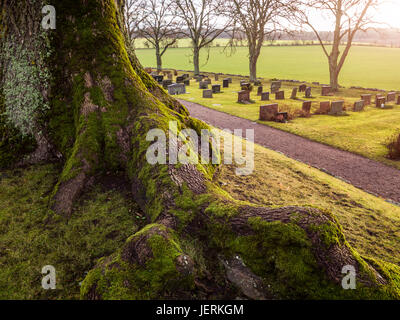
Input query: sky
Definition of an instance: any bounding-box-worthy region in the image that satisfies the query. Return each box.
[310,0,400,31]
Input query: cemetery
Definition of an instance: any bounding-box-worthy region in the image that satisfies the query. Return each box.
[145,68,400,170]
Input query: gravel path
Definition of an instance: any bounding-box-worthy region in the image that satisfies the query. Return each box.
[178,99,400,204]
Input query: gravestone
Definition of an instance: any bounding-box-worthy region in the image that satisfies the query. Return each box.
[397,96,400,105]
[299,84,307,92]
[184,79,190,86]
[259,104,278,121]
[361,94,372,105]
[162,79,172,89]
[261,92,270,101]
[204,78,212,85]
[241,83,251,91]
[203,89,213,98]
[387,92,396,102]
[182,74,190,79]
[212,84,221,94]
[167,73,173,80]
[214,74,219,81]
[321,86,332,96]
[152,75,164,83]
[353,100,365,112]
[305,87,312,98]
[176,76,184,83]
[376,96,386,108]
[254,80,262,86]
[318,101,331,114]
[271,81,282,93]
[302,101,312,115]
[199,81,208,89]
[329,101,344,115]
[257,86,263,96]
[275,91,285,100]
[276,112,289,123]
[238,90,250,103]
[227,78,232,84]
[173,70,178,76]
[223,79,229,88]
[168,83,186,95]
[290,88,298,99]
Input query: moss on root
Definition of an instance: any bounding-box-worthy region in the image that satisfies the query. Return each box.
[80,224,195,299]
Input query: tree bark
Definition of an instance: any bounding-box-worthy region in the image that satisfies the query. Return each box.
[193,46,200,76]
[155,45,162,72]
[1,0,399,300]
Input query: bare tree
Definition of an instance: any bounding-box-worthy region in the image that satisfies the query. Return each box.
[227,0,294,82]
[123,0,147,49]
[297,0,379,91]
[138,0,183,72]
[173,0,231,75]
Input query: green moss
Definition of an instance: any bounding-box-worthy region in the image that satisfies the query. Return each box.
[80,224,194,299]
[0,164,139,299]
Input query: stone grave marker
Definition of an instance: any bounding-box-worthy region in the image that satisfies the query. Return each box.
[203,89,213,98]
[302,101,312,115]
[305,87,312,98]
[214,74,219,81]
[259,104,278,121]
[299,84,307,92]
[184,79,190,86]
[321,86,332,96]
[290,88,298,99]
[376,96,386,108]
[271,81,282,93]
[318,101,331,114]
[212,84,221,94]
[227,78,232,84]
[204,78,212,85]
[223,79,229,88]
[275,91,285,100]
[254,80,262,86]
[238,90,250,103]
[353,100,365,112]
[176,76,184,83]
[261,92,270,101]
[199,81,208,89]
[162,79,172,89]
[182,74,190,79]
[361,94,372,105]
[257,86,263,96]
[397,96,400,105]
[152,75,164,83]
[167,73,173,80]
[241,83,251,91]
[168,83,186,95]
[387,92,396,102]
[173,70,178,76]
[329,101,344,115]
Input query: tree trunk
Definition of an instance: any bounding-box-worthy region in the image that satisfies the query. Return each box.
[193,46,200,76]
[155,45,162,73]
[1,0,399,300]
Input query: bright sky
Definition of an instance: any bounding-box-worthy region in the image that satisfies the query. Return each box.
[310,0,400,31]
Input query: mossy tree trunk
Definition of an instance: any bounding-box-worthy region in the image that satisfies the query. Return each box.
[1,0,400,300]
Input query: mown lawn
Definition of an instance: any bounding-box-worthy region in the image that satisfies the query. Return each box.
[136,45,400,90]
[216,130,400,267]
[175,72,400,170]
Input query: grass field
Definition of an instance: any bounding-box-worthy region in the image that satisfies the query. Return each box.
[170,73,400,170]
[136,45,400,90]
[1,133,399,298]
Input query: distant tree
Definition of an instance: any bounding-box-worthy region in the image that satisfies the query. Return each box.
[173,0,231,75]
[227,0,294,82]
[122,0,147,50]
[137,0,184,72]
[297,0,379,91]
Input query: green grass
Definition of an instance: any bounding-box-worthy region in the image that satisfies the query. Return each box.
[0,164,142,299]
[174,73,400,170]
[216,130,400,266]
[136,45,400,90]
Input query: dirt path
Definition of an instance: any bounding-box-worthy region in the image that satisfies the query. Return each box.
[178,99,400,204]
